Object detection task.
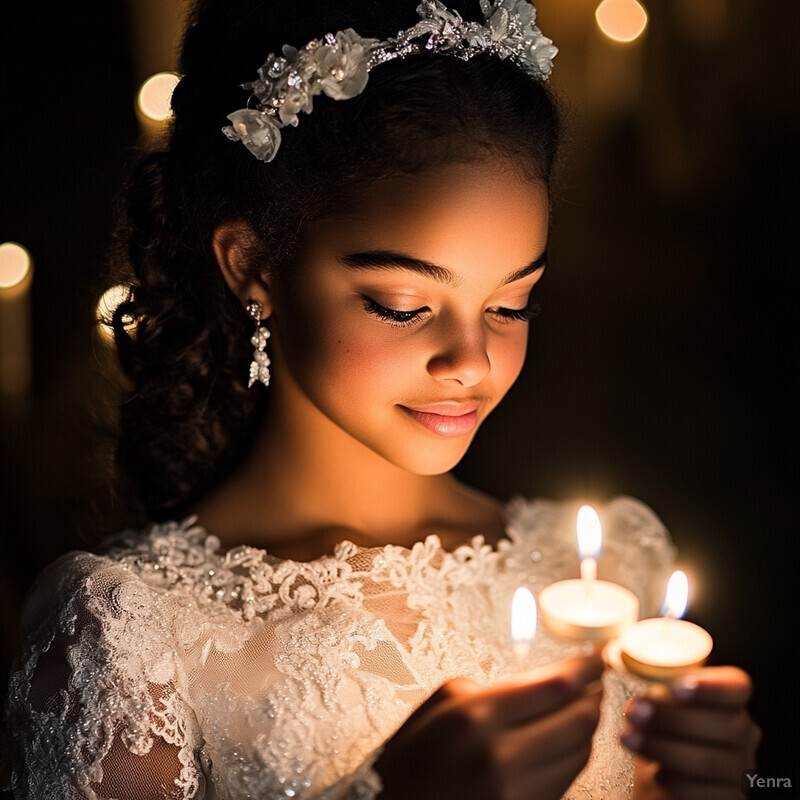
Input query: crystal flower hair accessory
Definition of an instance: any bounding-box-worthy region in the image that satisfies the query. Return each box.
[222,0,557,162]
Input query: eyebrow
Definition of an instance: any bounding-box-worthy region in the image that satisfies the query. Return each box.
[339,249,547,288]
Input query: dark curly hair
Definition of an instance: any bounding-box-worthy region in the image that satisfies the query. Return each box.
[109,0,562,521]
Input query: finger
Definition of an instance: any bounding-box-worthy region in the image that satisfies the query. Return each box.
[621,727,746,784]
[478,652,605,729]
[668,666,753,707]
[656,771,742,800]
[640,753,746,800]
[625,698,760,751]
[500,682,603,768]
[401,676,482,730]
[633,758,674,800]
[505,732,595,800]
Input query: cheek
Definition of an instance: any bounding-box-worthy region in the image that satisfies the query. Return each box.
[490,328,529,393]
[283,308,411,404]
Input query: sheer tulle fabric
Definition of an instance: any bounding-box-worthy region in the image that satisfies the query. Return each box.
[2,495,675,799]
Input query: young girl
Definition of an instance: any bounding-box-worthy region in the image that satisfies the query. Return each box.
[2,1,759,798]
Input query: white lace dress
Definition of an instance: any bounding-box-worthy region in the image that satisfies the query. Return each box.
[2,495,675,800]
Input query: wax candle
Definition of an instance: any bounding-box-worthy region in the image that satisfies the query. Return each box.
[0,242,33,398]
[615,570,713,681]
[539,505,639,643]
[510,586,537,673]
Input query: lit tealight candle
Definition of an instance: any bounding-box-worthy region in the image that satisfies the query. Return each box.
[510,586,538,673]
[617,570,713,681]
[539,505,639,643]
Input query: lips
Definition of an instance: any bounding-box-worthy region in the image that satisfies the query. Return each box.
[399,401,481,438]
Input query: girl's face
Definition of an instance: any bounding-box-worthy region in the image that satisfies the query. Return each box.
[269,159,549,475]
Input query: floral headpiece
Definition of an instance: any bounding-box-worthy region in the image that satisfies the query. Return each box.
[222,0,557,162]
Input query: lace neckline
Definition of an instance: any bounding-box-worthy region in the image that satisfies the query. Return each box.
[168,500,521,558]
[97,502,531,622]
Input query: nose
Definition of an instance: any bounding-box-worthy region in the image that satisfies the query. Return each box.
[426,317,491,387]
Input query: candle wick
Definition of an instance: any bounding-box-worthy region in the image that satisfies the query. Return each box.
[581,558,596,598]
[513,641,530,674]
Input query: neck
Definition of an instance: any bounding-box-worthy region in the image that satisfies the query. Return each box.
[190,366,501,556]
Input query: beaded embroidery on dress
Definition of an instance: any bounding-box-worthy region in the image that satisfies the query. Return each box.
[2,495,675,799]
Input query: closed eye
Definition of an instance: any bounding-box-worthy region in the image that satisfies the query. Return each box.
[361,297,541,328]
[490,303,541,323]
[361,297,429,327]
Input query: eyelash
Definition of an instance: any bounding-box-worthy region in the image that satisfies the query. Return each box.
[361,298,540,328]
[362,299,426,327]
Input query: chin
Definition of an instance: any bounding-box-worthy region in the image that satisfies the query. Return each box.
[388,437,474,476]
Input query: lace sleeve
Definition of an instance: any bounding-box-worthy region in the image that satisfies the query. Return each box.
[318,748,384,800]
[3,552,206,800]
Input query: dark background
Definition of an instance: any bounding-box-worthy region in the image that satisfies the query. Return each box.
[1,0,797,790]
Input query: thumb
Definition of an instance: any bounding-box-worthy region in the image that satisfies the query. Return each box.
[400,677,482,731]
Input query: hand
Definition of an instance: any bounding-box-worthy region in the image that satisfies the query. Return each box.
[622,666,761,800]
[374,652,604,800]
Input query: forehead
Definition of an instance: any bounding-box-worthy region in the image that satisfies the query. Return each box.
[305,160,549,276]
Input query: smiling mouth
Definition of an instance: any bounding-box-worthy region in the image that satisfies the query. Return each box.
[399,403,481,438]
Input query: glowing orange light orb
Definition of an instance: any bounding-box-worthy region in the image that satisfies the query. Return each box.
[595,0,648,43]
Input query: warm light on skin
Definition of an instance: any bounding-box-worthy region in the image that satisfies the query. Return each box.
[137,72,180,122]
[0,242,32,292]
[261,160,549,477]
[595,0,648,43]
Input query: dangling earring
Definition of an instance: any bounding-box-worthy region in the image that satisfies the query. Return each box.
[246,299,271,388]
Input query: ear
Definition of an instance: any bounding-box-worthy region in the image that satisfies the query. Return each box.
[212,219,273,317]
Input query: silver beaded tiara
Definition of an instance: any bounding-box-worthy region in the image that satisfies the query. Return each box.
[222,0,557,162]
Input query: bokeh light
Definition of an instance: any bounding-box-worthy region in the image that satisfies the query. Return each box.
[0,242,33,292]
[595,0,649,43]
[137,71,180,122]
[96,284,136,342]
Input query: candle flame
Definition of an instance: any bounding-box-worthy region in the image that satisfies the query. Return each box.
[511,587,537,645]
[661,570,689,619]
[577,505,602,561]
